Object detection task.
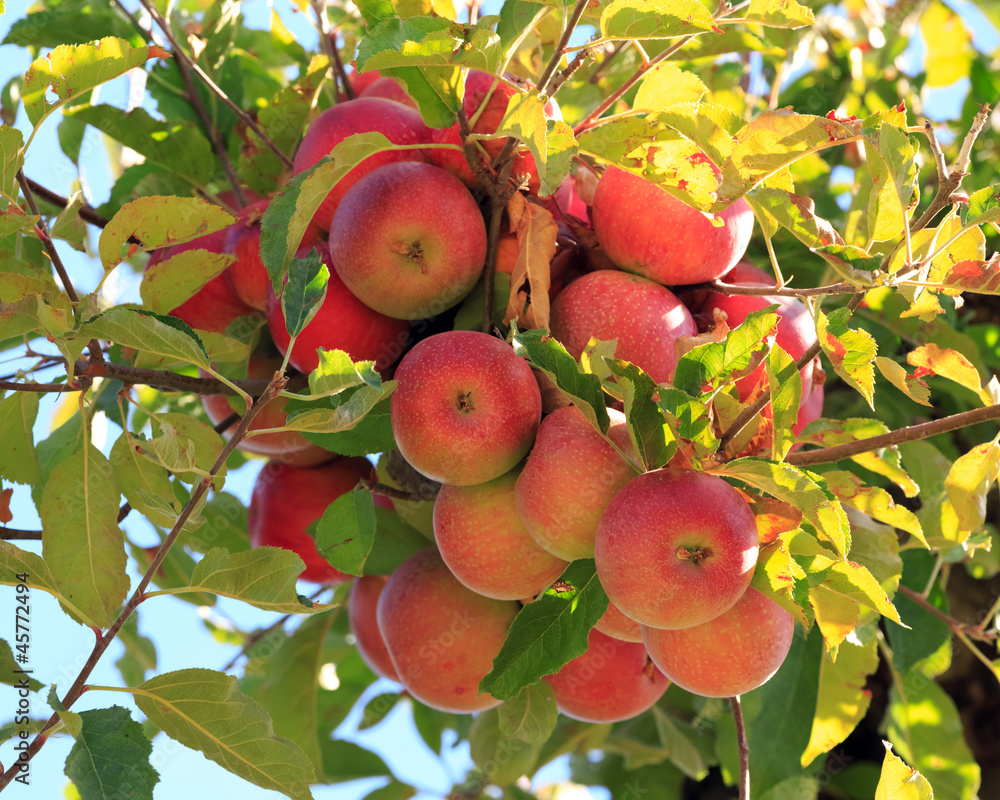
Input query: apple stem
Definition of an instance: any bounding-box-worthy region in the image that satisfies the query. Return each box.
[732,694,750,800]
[676,545,712,566]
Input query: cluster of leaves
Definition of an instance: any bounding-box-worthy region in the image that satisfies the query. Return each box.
[2,0,1000,799]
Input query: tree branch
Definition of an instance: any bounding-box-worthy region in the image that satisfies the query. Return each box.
[358,479,437,504]
[731,695,749,800]
[22,178,111,229]
[535,0,591,95]
[0,528,42,541]
[897,585,996,644]
[135,0,294,170]
[0,373,285,790]
[0,378,91,393]
[705,280,858,297]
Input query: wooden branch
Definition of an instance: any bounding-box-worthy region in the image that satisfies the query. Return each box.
[22,178,111,229]
[705,280,858,298]
[732,695,750,800]
[897,585,996,643]
[535,0,591,95]
[0,528,42,541]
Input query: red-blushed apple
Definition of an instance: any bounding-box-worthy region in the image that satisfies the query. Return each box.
[428,122,478,188]
[641,587,794,697]
[377,548,519,713]
[594,600,643,643]
[359,76,417,110]
[248,457,389,584]
[515,405,638,561]
[592,165,754,285]
[201,346,333,466]
[390,331,542,486]
[266,242,410,375]
[549,270,697,384]
[329,162,487,320]
[292,97,431,231]
[348,575,400,681]
[347,67,382,97]
[543,628,669,723]
[434,467,567,600]
[793,379,824,438]
[594,468,759,629]
[147,229,258,334]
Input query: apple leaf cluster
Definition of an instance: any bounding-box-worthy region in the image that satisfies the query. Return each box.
[2,0,1000,799]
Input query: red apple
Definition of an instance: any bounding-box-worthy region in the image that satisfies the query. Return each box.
[377,548,519,713]
[248,457,387,583]
[348,575,400,681]
[592,165,754,285]
[549,270,697,384]
[543,628,669,723]
[594,469,759,630]
[390,331,542,486]
[594,600,643,643]
[348,67,382,97]
[359,76,417,110]
[201,346,333,466]
[641,587,794,697]
[292,98,432,231]
[329,162,487,320]
[515,405,638,561]
[428,122,478,188]
[434,467,567,600]
[266,242,410,375]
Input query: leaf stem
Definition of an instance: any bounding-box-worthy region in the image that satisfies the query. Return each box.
[731,694,749,800]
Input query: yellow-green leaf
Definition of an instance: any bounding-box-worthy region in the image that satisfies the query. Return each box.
[79,307,210,372]
[809,583,861,650]
[0,391,40,485]
[742,0,814,28]
[0,542,97,626]
[875,742,934,800]
[633,63,707,112]
[600,0,719,40]
[140,249,235,315]
[907,343,988,404]
[816,307,877,409]
[876,357,932,407]
[945,436,1000,533]
[919,2,972,87]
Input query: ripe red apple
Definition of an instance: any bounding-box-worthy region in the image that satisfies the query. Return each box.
[543,628,669,723]
[248,457,386,584]
[201,346,333,466]
[428,122,478,188]
[434,467,567,600]
[642,587,794,697]
[592,165,754,285]
[348,575,400,681]
[549,270,697,384]
[292,97,432,231]
[329,162,487,320]
[358,76,417,110]
[377,548,519,713]
[594,600,643,643]
[594,469,759,630]
[266,242,410,375]
[515,405,638,561]
[390,331,542,486]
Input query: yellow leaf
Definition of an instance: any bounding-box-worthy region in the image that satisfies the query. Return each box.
[920,2,972,88]
[809,584,860,651]
[876,357,932,407]
[875,742,934,800]
[945,436,1000,533]
[633,63,707,112]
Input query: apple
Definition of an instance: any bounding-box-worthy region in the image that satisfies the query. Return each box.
[377,548,519,713]
[515,405,638,561]
[248,457,387,584]
[428,122,478,188]
[329,162,488,320]
[594,600,643,643]
[358,76,417,110]
[390,330,542,486]
[594,468,759,630]
[641,587,794,697]
[266,241,411,376]
[592,165,754,285]
[543,628,669,723]
[347,67,383,97]
[201,345,333,466]
[348,575,400,681]
[434,467,567,600]
[292,97,432,231]
[549,270,697,385]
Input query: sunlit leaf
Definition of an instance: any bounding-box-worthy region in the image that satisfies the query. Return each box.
[945,436,1000,533]
[875,357,933,407]
[875,742,934,800]
[140,249,234,315]
[740,0,814,28]
[634,63,707,112]
[357,16,502,74]
[816,307,877,409]
[600,0,719,40]
[0,391,40,485]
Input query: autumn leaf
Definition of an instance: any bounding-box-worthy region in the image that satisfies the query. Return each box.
[503,193,557,330]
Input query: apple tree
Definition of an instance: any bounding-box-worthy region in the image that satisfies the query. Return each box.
[0,0,999,797]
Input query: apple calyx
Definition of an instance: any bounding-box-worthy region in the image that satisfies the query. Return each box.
[391,240,429,273]
[456,391,476,413]
[676,544,713,565]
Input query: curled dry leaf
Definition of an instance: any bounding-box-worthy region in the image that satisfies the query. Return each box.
[504,193,558,330]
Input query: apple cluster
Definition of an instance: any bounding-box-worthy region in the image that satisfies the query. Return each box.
[147,69,827,726]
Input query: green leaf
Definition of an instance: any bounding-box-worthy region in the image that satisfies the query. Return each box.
[600,0,719,40]
[479,560,609,701]
[0,125,24,200]
[166,548,334,614]
[48,685,83,738]
[816,307,877,409]
[716,458,850,557]
[318,739,392,783]
[767,344,802,461]
[3,4,144,48]
[132,668,316,800]
[491,90,548,188]
[606,360,675,470]
[884,549,951,675]
[282,382,396,434]
[511,328,610,433]
[744,188,846,254]
[0,542,97,626]
[115,615,157,688]
[469,706,543,786]
[109,431,181,529]
[144,413,226,488]
[380,66,461,129]
[81,306,209,371]
[180,491,251,555]
[0,391,40,485]
[64,706,159,800]
[67,105,216,189]
[357,16,502,74]
[961,183,1000,229]
[497,681,558,744]
[673,306,778,396]
[864,122,919,242]
[21,38,164,131]
[875,741,934,800]
[0,639,42,692]
[656,388,718,459]
[945,436,1000,533]
[362,506,432,575]
[281,248,329,339]
[288,388,397,456]
[651,708,711,781]
[98,196,233,271]
[313,489,377,577]
[542,120,578,198]
[363,780,416,800]
[359,692,402,730]
[308,349,383,398]
[747,624,822,797]
[140,249,235,315]
[742,0,814,28]
[40,446,126,629]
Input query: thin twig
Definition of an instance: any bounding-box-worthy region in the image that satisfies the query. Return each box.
[588,41,628,84]
[358,479,437,504]
[0,378,91,393]
[312,1,347,100]
[535,0,591,95]
[0,528,43,541]
[706,280,858,297]
[135,0,294,169]
[786,404,1000,467]
[732,695,749,800]
[22,178,111,229]
[923,120,949,184]
[547,47,592,98]
[897,585,996,643]
[0,374,286,790]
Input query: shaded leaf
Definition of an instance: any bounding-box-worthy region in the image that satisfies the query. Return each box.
[308,349,383,399]
[497,681,558,744]
[0,391,40,485]
[0,124,25,200]
[606,360,675,470]
[313,489,377,577]
[281,248,329,339]
[283,383,396,434]
[64,706,159,800]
